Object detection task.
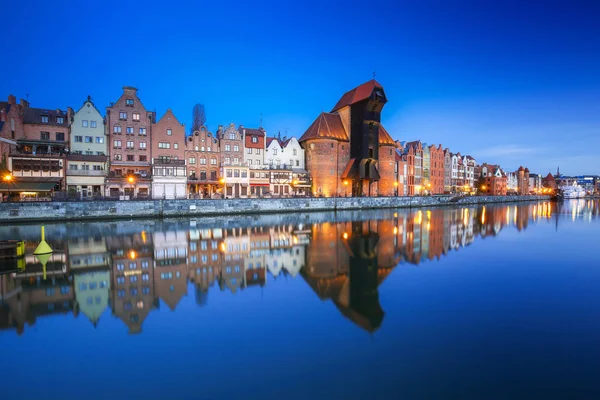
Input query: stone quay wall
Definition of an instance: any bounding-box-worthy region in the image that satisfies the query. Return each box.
[0,195,550,223]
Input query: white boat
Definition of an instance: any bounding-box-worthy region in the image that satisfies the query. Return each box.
[561,184,586,199]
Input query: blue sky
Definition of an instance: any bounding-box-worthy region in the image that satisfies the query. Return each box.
[1,0,599,174]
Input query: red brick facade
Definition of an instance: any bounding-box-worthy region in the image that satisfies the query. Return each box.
[429,144,445,194]
[152,109,185,161]
[305,138,350,197]
[185,126,221,197]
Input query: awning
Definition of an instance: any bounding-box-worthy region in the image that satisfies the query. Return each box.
[341,158,358,180]
[0,181,58,192]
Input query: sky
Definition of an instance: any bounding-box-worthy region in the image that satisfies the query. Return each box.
[1,0,599,175]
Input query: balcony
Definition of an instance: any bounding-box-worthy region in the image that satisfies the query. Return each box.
[107,171,152,180]
[66,169,106,177]
[153,158,185,166]
[188,174,218,184]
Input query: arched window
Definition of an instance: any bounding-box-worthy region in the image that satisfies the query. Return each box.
[200,170,207,180]
[210,170,217,181]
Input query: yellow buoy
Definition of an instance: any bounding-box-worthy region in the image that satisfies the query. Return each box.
[33,226,53,255]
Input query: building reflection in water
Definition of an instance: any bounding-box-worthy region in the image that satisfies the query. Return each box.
[0,200,586,336]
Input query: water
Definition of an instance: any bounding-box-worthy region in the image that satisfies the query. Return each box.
[1,200,600,399]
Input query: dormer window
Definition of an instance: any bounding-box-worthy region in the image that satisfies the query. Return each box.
[41,115,49,123]
[56,116,64,124]
[251,136,258,143]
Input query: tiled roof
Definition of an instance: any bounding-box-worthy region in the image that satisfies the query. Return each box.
[378,125,395,146]
[331,80,383,112]
[242,127,265,137]
[266,137,277,147]
[299,112,349,142]
[23,107,68,126]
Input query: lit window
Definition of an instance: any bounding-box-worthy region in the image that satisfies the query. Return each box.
[132,112,140,121]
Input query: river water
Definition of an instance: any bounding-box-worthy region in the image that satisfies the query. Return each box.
[1,200,600,399]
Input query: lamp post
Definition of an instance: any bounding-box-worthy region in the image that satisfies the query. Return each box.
[394,181,398,197]
[127,175,135,199]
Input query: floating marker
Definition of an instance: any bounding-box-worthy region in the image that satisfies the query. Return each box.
[33,226,53,255]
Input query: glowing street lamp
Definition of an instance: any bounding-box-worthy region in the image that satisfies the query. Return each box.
[3,174,12,182]
[127,176,135,184]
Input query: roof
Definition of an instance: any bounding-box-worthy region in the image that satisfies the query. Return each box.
[155,108,182,125]
[299,112,349,142]
[23,107,69,126]
[242,127,265,137]
[331,79,383,112]
[378,125,395,146]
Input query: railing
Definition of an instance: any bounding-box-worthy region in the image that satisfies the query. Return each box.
[153,158,185,166]
[66,170,106,176]
[107,172,152,179]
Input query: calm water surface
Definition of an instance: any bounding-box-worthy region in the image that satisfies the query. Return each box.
[1,200,600,399]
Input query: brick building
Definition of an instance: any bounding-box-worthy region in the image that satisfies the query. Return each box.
[299,80,396,197]
[517,166,530,195]
[429,144,445,194]
[186,126,220,198]
[481,164,507,195]
[443,148,452,193]
[106,86,155,198]
[0,95,24,158]
[151,109,186,199]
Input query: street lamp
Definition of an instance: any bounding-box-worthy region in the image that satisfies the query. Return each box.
[415,185,422,196]
[127,175,136,199]
[3,174,12,182]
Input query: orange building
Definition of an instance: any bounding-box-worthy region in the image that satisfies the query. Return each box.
[429,144,445,194]
[299,80,396,197]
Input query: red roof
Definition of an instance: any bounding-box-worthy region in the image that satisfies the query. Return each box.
[242,127,265,137]
[378,125,395,146]
[299,112,349,142]
[331,80,383,112]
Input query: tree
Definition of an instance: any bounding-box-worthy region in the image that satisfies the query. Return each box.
[191,104,206,133]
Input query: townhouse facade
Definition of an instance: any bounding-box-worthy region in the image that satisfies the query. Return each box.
[186,126,220,198]
[151,109,186,199]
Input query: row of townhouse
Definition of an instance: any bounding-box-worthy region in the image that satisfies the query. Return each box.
[0,87,308,201]
[1,80,542,201]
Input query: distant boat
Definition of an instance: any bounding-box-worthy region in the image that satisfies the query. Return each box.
[561,184,586,199]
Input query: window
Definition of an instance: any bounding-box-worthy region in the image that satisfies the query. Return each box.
[75,136,83,142]
[233,157,239,164]
[273,149,277,155]
[127,155,134,161]
[56,116,64,124]
[241,170,247,178]
[174,143,179,149]
[247,148,252,154]
[130,275,137,283]
[226,169,232,177]
[119,111,127,120]
[126,99,134,106]
[90,121,97,128]
[234,169,240,177]
[82,120,89,127]
[85,136,93,143]
[113,140,122,148]
[139,155,147,162]
[167,129,172,136]
[117,276,125,284]
[139,127,147,135]
[225,144,231,152]
[139,142,147,149]
[125,127,133,135]
[158,142,171,149]
[224,157,230,165]
[295,160,299,166]
[234,145,239,152]
[126,141,134,149]
[142,261,149,269]
[255,149,260,155]
[96,137,104,144]
[251,136,258,143]
[207,146,211,152]
[189,157,196,164]
[210,157,216,165]
[293,149,297,156]
[113,125,122,133]
[41,115,49,123]
[200,158,206,165]
[41,131,50,140]
[93,165,103,171]
[114,154,122,161]
[132,112,140,121]
[69,164,78,170]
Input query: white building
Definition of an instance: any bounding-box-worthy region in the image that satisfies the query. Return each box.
[506,172,518,193]
[70,96,107,156]
[265,135,305,170]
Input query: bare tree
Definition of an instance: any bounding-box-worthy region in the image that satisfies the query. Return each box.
[191,104,206,133]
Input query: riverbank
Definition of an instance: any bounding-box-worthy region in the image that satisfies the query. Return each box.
[0,195,551,223]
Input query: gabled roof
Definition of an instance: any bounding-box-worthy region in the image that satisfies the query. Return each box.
[331,79,383,112]
[299,112,349,142]
[266,137,279,147]
[378,125,395,146]
[155,108,182,125]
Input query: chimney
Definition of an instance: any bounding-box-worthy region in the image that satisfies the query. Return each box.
[8,95,16,105]
[19,98,29,108]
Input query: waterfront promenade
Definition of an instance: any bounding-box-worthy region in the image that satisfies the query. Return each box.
[0,195,549,223]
